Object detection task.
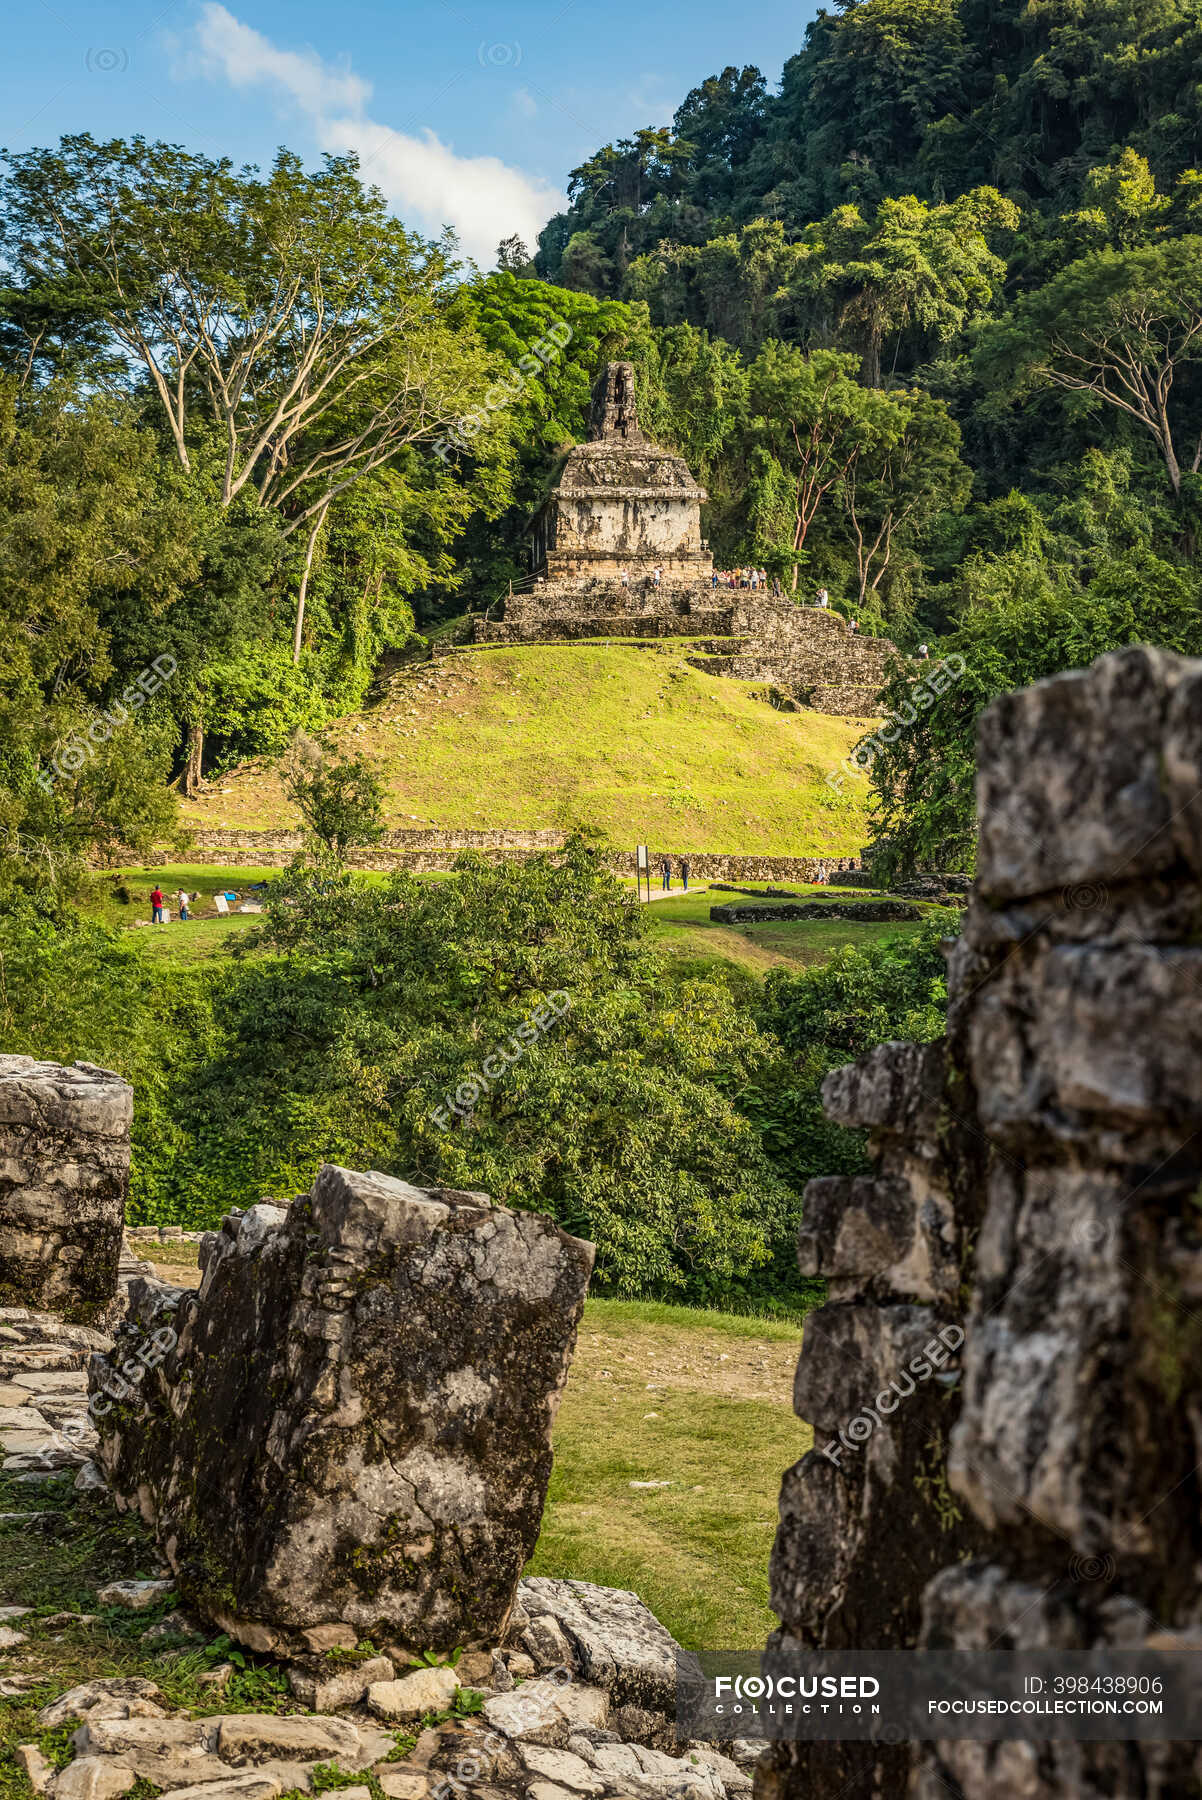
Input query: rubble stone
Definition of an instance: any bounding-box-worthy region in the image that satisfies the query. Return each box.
[287,1654,394,1713]
[52,1759,136,1800]
[366,1666,459,1720]
[91,1166,593,1655]
[96,1580,175,1611]
[519,1579,681,1714]
[38,1678,167,1728]
[0,1058,131,1324]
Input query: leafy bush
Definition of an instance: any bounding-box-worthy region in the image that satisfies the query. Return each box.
[749,918,952,1211]
[0,906,218,1221]
[164,840,804,1306]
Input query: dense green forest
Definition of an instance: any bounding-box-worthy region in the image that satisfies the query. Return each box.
[2,0,1201,1297]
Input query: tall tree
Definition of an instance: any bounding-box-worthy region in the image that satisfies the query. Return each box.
[840,388,969,603]
[0,139,502,532]
[984,236,1202,496]
[746,344,885,586]
[801,188,1019,384]
[0,381,203,889]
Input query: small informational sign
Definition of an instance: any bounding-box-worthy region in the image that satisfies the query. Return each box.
[213,894,229,916]
[636,845,649,871]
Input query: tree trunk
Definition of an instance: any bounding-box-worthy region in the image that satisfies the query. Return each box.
[184,714,204,797]
[292,505,329,665]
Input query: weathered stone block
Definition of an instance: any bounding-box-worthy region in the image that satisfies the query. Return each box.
[0,1057,131,1324]
[91,1166,593,1654]
[975,646,1187,900]
[791,1302,959,1441]
[969,942,1202,1155]
[949,1163,1202,1561]
[797,1172,960,1304]
[519,1577,681,1712]
[819,1039,946,1140]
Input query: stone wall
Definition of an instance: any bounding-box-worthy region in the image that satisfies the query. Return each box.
[709,900,922,924]
[0,1057,132,1324]
[187,827,567,853]
[152,833,864,886]
[93,1165,594,1656]
[473,580,896,717]
[760,647,1202,1799]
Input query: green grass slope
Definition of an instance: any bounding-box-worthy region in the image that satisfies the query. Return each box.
[181,643,877,856]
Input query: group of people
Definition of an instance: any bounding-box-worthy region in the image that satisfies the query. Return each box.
[660,857,691,893]
[712,567,780,594]
[149,884,194,925]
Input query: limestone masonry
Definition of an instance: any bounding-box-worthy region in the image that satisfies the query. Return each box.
[473,363,896,716]
[0,1056,131,1324]
[760,646,1202,1800]
[529,361,711,584]
[92,1165,594,1656]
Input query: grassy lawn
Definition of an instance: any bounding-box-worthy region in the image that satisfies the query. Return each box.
[644,885,945,975]
[177,643,876,856]
[78,865,283,963]
[527,1297,806,1650]
[78,865,938,981]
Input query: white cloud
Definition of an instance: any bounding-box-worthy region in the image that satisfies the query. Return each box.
[511,87,538,120]
[192,4,565,264]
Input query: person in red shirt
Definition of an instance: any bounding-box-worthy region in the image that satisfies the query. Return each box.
[150,885,164,925]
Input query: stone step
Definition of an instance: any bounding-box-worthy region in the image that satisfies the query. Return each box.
[9,1369,89,1392]
[0,1344,91,1374]
[4,1444,91,1472]
[477,611,741,645]
[0,1312,112,1351]
[0,1413,50,1438]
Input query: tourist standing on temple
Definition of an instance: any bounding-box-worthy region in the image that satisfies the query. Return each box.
[150,884,164,926]
[661,856,672,892]
[680,857,691,892]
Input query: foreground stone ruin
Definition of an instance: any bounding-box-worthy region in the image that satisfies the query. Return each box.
[2,1161,758,1800]
[762,646,1202,1800]
[92,1165,594,1656]
[4,1559,759,1800]
[0,1056,131,1324]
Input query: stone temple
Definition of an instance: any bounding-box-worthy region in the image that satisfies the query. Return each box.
[529,362,713,584]
[475,361,896,716]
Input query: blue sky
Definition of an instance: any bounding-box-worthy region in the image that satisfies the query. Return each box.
[1,1,817,263]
